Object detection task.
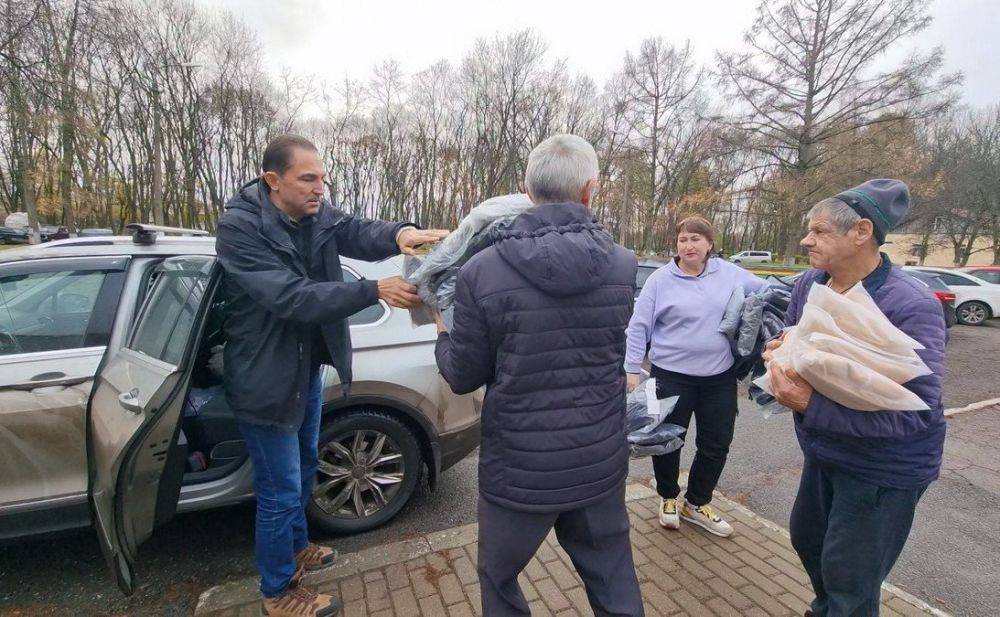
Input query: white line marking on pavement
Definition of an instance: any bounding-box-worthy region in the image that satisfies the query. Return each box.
[944,397,1000,417]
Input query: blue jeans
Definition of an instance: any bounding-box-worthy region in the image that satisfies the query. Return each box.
[238,369,324,598]
[790,456,925,617]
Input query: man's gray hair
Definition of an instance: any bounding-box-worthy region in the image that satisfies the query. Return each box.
[808,197,862,233]
[524,134,599,205]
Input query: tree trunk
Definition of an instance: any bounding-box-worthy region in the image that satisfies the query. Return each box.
[150,97,165,225]
[59,80,77,234]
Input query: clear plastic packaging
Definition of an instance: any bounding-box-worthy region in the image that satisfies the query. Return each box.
[625,378,685,458]
[403,193,534,328]
[756,283,931,412]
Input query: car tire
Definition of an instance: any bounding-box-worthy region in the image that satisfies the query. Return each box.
[733,259,741,264]
[307,409,423,534]
[956,300,990,326]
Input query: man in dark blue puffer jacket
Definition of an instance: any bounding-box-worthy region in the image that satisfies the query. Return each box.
[435,134,644,616]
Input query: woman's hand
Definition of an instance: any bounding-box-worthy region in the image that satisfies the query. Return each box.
[626,373,642,392]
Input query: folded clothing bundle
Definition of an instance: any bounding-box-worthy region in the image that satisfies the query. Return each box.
[625,378,686,458]
[755,282,931,412]
[403,193,534,329]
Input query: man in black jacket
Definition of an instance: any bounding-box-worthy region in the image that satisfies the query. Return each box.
[435,134,644,616]
[216,135,446,617]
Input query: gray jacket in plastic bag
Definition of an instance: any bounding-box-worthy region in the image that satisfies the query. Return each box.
[404,193,534,327]
[625,378,686,458]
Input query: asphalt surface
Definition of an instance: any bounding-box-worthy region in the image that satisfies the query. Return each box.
[1,323,997,616]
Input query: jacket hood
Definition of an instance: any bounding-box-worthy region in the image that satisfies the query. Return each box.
[225,178,266,214]
[495,202,615,296]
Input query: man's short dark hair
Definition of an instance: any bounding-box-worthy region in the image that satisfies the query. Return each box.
[262,134,318,175]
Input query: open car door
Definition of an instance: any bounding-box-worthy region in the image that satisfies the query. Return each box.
[88,255,217,594]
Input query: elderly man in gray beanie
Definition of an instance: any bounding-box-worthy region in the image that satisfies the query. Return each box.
[765,179,947,617]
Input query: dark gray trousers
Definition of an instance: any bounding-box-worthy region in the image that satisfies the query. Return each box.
[477,484,644,617]
[790,456,926,617]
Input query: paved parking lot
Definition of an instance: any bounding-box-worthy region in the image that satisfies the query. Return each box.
[1,323,997,615]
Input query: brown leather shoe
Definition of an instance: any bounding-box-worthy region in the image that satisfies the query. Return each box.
[288,544,337,589]
[296,543,338,571]
[261,584,341,617]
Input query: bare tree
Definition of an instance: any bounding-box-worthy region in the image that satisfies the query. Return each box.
[718,0,960,263]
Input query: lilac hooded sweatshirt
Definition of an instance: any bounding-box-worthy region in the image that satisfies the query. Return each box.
[625,257,767,376]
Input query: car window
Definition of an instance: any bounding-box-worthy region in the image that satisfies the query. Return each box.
[636,266,658,292]
[342,268,387,325]
[926,271,979,287]
[968,270,1000,285]
[0,269,107,355]
[128,266,210,365]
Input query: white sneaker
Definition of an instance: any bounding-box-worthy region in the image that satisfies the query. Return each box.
[680,500,734,537]
[658,497,680,529]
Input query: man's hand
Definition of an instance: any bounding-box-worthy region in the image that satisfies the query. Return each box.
[626,373,642,392]
[397,228,450,256]
[378,276,421,309]
[768,362,813,413]
[762,332,786,365]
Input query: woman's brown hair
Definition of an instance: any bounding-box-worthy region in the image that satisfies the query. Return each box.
[675,215,715,246]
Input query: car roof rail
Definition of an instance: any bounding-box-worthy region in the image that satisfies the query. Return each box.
[125,223,209,245]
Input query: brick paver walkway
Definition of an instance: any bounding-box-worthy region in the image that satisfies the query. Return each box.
[196,483,947,617]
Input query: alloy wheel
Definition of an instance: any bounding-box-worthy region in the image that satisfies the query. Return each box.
[313,429,406,519]
[958,302,987,325]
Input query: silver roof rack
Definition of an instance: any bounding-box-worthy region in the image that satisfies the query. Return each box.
[125,223,209,245]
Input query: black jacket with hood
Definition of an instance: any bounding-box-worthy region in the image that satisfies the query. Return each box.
[435,202,637,512]
[216,178,407,430]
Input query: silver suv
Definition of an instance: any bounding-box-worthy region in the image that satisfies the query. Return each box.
[0,226,481,594]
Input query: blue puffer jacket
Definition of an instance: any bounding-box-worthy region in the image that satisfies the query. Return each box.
[435,202,637,512]
[785,255,947,489]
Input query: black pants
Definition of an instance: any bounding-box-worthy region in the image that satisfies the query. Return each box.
[650,365,738,506]
[790,456,925,617]
[477,485,644,617]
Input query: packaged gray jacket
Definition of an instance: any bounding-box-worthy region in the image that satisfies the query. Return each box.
[404,193,534,327]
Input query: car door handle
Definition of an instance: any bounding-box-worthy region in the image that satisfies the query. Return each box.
[118,388,142,414]
[30,371,66,382]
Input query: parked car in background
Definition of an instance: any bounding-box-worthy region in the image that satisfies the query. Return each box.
[0,226,29,245]
[38,226,70,242]
[730,250,772,265]
[906,270,958,328]
[961,266,1000,285]
[0,225,481,594]
[635,258,670,298]
[904,266,1000,326]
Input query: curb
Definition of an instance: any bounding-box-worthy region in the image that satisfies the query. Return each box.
[944,398,1000,417]
[719,491,953,617]
[196,484,659,615]
[195,480,948,616]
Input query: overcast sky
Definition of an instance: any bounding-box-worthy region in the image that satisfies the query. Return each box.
[194,0,998,108]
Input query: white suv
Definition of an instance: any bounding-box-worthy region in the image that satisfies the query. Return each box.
[730,250,772,265]
[0,225,482,594]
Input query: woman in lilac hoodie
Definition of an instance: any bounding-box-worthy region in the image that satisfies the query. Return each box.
[625,216,766,537]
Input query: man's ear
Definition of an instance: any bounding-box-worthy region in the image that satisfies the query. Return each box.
[855,218,875,245]
[580,178,597,206]
[262,170,280,192]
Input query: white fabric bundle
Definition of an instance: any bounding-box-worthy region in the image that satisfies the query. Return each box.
[755,283,931,411]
